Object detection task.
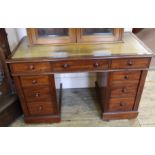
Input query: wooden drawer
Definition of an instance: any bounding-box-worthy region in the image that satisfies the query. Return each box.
[110,71,141,85]
[108,97,135,112]
[11,62,51,74]
[52,60,109,72]
[27,101,55,115]
[111,58,150,69]
[23,86,52,102]
[110,85,138,98]
[20,75,49,87]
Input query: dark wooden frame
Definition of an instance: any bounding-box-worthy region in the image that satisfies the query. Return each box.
[27,28,76,45]
[77,28,124,43]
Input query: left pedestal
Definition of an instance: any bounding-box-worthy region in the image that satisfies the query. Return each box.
[10,62,60,123]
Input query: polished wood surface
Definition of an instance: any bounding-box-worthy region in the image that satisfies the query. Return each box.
[6,32,153,123]
[52,59,109,73]
[107,97,135,112]
[20,75,49,87]
[111,58,150,69]
[11,62,51,73]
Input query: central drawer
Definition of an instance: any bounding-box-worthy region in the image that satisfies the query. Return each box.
[52,59,109,72]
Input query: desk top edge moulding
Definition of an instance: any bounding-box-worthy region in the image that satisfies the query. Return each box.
[6,28,154,124]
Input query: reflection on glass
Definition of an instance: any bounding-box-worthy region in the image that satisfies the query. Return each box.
[83,28,113,35]
[38,28,69,37]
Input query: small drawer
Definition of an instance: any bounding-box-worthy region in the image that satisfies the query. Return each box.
[108,97,135,112]
[27,101,55,115]
[110,85,138,98]
[110,71,141,85]
[23,86,52,102]
[20,75,49,87]
[11,62,51,74]
[53,60,109,72]
[111,58,150,69]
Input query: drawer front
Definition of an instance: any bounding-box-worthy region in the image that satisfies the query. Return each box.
[110,71,141,85]
[108,97,135,112]
[11,62,51,73]
[20,75,49,87]
[27,101,55,115]
[111,58,150,69]
[53,60,109,72]
[110,85,138,98]
[23,86,52,102]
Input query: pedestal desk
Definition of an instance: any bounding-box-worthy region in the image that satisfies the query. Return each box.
[7,32,154,123]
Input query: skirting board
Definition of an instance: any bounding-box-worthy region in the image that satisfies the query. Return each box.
[55,73,96,89]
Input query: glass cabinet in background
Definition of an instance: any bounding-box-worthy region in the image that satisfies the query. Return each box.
[27,28,76,45]
[27,28,123,45]
[77,28,123,43]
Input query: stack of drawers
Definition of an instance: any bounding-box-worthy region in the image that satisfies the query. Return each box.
[107,70,141,112]
[20,75,56,116]
[101,58,150,120]
[11,62,59,123]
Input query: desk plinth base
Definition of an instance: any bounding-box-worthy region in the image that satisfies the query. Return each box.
[102,111,138,121]
[24,114,61,123]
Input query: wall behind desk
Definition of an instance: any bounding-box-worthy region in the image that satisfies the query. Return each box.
[5,28,132,89]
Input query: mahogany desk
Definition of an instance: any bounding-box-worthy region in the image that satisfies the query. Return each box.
[6,33,154,123]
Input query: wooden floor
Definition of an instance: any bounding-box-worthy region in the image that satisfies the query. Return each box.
[10,70,155,127]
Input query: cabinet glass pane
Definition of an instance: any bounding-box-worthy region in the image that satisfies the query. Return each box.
[83,28,113,36]
[38,28,69,38]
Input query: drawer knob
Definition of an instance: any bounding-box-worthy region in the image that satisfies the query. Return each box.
[33,92,40,97]
[94,63,99,67]
[120,102,127,107]
[32,80,37,84]
[122,87,128,93]
[38,106,43,111]
[128,60,133,66]
[124,75,129,80]
[63,64,69,68]
[29,64,35,70]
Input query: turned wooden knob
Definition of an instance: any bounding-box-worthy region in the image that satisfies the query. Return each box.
[120,102,126,106]
[122,87,127,93]
[29,64,35,70]
[94,62,99,67]
[33,92,40,97]
[32,80,37,84]
[63,64,69,68]
[124,75,129,80]
[38,106,43,111]
[128,60,133,66]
